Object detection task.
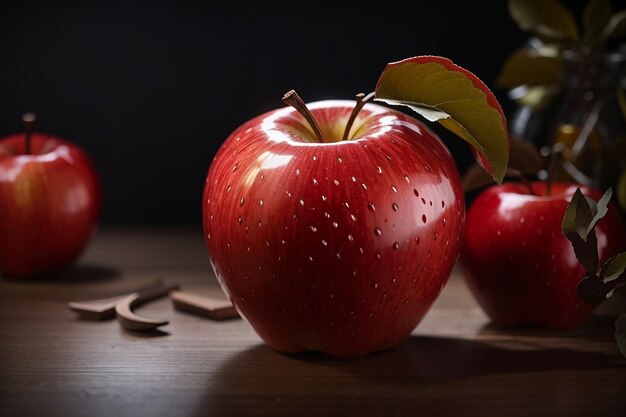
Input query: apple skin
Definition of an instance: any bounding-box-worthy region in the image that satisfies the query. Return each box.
[203,100,465,357]
[0,133,101,278]
[460,182,626,330]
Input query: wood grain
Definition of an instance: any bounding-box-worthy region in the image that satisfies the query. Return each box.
[0,226,624,417]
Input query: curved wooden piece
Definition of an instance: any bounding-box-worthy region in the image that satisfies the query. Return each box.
[115,283,180,331]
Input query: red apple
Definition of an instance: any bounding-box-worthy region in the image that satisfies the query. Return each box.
[203,100,465,357]
[460,181,626,329]
[0,128,101,278]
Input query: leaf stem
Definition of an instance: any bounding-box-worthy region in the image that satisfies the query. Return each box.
[546,143,564,196]
[22,113,36,155]
[342,92,375,141]
[282,90,324,143]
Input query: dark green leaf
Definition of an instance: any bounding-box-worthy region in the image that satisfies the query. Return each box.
[496,49,564,88]
[508,0,580,40]
[616,315,626,358]
[562,188,594,241]
[375,56,510,183]
[600,10,626,40]
[584,196,598,218]
[583,0,613,44]
[566,230,599,274]
[603,252,626,284]
[588,187,612,234]
[577,274,606,305]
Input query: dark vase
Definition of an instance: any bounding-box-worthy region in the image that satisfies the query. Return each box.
[509,44,626,196]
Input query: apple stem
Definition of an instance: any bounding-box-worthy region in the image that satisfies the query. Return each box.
[545,143,564,197]
[507,167,536,196]
[22,113,36,155]
[282,90,325,143]
[342,92,375,141]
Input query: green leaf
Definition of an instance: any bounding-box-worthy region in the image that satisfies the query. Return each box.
[582,0,613,44]
[603,252,626,284]
[588,187,612,234]
[577,274,607,305]
[508,0,579,41]
[375,56,510,183]
[562,188,594,241]
[600,10,626,40]
[616,315,626,358]
[496,49,564,88]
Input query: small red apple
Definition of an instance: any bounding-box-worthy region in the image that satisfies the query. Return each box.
[460,181,626,329]
[0,116,101,278]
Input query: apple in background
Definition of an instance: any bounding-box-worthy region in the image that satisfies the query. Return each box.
[0,114,101,278]
[460,182,626,330]
[203,99,465,357]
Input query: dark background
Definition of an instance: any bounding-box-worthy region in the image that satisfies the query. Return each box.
[0,1,589,225]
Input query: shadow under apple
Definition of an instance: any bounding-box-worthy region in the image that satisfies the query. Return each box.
[195,331,624,417]
[478,314,623,341]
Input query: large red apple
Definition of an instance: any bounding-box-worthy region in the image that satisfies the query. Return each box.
[203,100,465,357]
[460,181,626,329]
[0,127,101,278]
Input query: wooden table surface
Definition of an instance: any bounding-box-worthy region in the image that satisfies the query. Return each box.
[0,227,624,417]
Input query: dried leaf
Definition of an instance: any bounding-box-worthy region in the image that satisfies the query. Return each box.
[375,56,509,183]
[508,0,580,41]
[577,274,606,305]
[496,49,564,88]
[462,163,495,192]
[603,252,626,284]
[616,315,626,358]
[562,188,594,241]
[583,0,613,44]
[508,137,545,175]
[462,159,541,193]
